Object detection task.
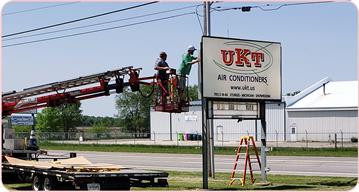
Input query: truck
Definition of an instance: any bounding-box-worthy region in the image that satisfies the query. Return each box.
[2,66,190,190]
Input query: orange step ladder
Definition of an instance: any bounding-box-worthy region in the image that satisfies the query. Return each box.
[229,135,261,186]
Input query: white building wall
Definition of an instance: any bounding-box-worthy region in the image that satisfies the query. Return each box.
[150,111,170,140]
[286,110,357,142]
[150,102,285,141]
[265,103,286,141]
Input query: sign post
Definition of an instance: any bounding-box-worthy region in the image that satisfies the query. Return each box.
[201,36,281,186]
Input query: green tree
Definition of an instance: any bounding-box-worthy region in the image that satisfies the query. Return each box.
[188,85,199,101]
[36,103,82,132]
[88,122,109,134]
[36,107,62,132]
[115,86,152,133]
[81,115,122,127]
[13,125,32,133]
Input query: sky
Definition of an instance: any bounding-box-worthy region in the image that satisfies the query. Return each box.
[1,1,357,117]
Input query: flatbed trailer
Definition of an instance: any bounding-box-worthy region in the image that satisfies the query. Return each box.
[2,162,168,190]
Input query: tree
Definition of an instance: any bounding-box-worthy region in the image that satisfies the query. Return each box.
[115,86,152,133]
[81,115,122,127]
[88,122,109,134]
[36,103,82,132]
[187,85,199,101]
[13,125,32,133]
[115,84,199,134]
[36,107,62,132]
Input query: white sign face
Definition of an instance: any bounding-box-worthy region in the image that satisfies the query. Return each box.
[202,36,282,101]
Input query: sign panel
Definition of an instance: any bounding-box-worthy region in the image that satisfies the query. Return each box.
[202,36,282,101]
[11,115,34,126]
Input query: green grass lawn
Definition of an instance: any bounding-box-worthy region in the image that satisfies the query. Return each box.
[5,171,357,191]
[154,171,357,191]
[40,141,357,157]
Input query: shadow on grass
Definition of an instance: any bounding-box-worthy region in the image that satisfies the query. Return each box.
[308,178,357,187]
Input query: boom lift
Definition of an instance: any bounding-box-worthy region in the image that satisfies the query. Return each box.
[2,65,190,152]
[1,66,190,190]
[2,66,189,117]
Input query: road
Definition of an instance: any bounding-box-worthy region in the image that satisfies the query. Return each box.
[48,150,357,177]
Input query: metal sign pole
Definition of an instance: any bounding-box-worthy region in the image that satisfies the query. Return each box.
[260,102,268,182]
[201,98,208,189]
[170,113,172,141]
[209,113,215,178]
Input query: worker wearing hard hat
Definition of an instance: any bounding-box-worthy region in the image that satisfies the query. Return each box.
[178,45,200,100]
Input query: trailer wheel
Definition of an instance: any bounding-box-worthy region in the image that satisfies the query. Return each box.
[17,171,30,182]
[32,175,44,191]
[43,176,58,191]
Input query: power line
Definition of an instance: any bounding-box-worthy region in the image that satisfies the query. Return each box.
[3,4,202,42]
[213,1,334,12]
[2,1,159,38]
[257,1,334,11]
[3,12,195,48]
[195,4,204,34]
[2,2,80,16]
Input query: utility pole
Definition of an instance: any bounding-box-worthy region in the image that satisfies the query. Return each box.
[202,1,212,189]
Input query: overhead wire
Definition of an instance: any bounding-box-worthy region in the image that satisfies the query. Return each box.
[2,1,159,38]
[2,2,80,16]
[212,1,334,12]
[3,12,196,48]
[3,4,202,42]
[257,1,334,11]
[195,5,204,34]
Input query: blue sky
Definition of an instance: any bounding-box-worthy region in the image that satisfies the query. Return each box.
[1,1,357,117]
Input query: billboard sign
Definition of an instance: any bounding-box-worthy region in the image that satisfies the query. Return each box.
[202,36,282,101]
[11,115,34,126]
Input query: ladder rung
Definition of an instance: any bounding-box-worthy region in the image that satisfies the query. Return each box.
[236,153,247,155]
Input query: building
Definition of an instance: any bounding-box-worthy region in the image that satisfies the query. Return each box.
[150,101,285,142]
[150,78,358,142]
[286,78,358,142]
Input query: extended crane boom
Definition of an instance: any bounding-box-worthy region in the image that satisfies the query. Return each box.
[2,67,140,117]
[2,65,189,117]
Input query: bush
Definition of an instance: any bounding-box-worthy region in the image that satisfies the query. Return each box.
[88,122,109,134]
[350,137,358,143]
[13,125,32,133]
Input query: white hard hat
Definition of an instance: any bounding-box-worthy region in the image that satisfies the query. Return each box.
[187,45,196,51]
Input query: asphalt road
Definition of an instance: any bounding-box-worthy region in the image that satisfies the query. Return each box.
[48,150,357,177]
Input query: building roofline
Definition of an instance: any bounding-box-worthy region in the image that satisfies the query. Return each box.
[286,77,331,107]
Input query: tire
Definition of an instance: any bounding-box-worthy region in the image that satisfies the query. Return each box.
[17,171,30,182]
[32,175,44,191]
[43,176,57,191]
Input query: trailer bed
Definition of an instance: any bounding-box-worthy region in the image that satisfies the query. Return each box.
[2,159,168,190]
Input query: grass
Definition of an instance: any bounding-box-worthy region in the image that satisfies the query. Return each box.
[154,171,357,191]
[5,171,357,191]
[39,141,358,157]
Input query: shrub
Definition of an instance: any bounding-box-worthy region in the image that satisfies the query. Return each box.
[350,137,358,143]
